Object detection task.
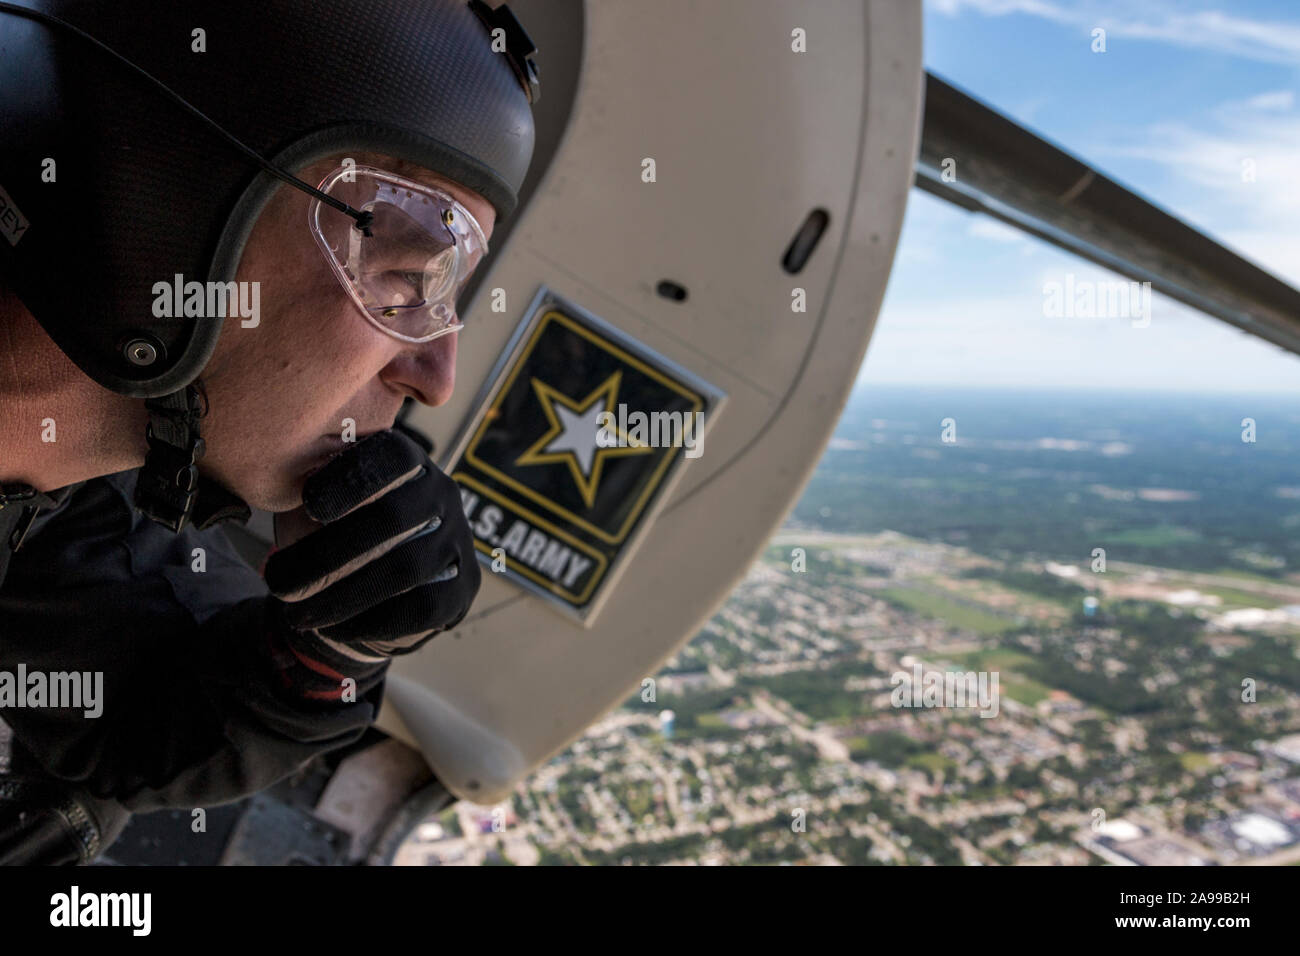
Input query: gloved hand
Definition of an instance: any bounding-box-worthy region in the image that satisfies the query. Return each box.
[263,428,481,658]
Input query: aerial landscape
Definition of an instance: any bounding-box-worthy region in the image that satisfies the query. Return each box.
[397,386,1300,865]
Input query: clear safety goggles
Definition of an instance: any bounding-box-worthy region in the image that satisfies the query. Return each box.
[309,164,489,343]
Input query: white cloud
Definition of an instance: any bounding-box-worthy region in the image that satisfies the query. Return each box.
[860,193,1300,393]
[1093,100,1300,284]
[1243,90,1295,111]
[861,279,1300,392]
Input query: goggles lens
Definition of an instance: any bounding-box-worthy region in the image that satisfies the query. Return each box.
[310,165,489,342]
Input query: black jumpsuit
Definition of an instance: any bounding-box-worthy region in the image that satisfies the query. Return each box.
[0,469,388,863]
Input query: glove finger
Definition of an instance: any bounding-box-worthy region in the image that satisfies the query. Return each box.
[302,429,429,524]
[265,467,446,601]
[315,570,475,647]
[279,524,465,630]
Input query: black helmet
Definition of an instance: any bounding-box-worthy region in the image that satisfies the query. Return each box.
[0,0,538,397]
[0,0,539,528]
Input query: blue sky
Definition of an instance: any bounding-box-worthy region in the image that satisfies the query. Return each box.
[859,0,1300,393]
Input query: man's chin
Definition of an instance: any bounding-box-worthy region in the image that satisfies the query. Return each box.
[220,471,307,514]
[207,442,349,513]
[246,488,306,514]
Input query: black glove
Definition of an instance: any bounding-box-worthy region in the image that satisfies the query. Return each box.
[263,429,481,659]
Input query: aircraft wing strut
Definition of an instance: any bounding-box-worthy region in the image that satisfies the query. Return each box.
[917,72,1300,358]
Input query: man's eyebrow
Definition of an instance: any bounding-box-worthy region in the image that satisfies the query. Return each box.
[357,157,452,194]
[394,166,458,197]
[416,178,477,212]
[359,159,485,228]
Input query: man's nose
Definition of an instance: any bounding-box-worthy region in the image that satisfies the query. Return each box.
[380,331,458,406]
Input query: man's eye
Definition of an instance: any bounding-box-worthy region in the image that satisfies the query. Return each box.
[375,270,424,294]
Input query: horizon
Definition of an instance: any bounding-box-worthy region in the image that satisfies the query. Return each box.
[852,382,1300,399]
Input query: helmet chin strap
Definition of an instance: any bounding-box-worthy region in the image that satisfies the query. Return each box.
[132,386,202,531]
[135,385,254,533]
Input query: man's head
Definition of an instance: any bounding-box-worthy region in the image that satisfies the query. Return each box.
[0,0,538,522]
[0,0,535,400]
[196,151,497,512]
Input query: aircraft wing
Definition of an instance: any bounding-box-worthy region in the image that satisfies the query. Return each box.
[916,71,1300,358]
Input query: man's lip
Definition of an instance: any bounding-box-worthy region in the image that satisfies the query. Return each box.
[318,429,384,444]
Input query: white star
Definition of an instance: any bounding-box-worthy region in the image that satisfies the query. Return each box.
[542,397,610,477]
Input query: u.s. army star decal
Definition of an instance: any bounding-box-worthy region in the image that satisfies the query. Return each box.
[514,371,653,508]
